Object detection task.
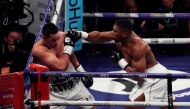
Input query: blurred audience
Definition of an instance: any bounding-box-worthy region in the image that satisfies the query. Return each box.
[122,0,138,13]
[181,0,190,12]
[83,0,189,56]
[122,0,143,35]
[141,0,187,38]
[139,0,188,55]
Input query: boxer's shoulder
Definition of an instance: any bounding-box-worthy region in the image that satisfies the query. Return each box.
[128,39,147,57]
[32,43,49,56]
[58,31,65,41]
[131,37,147,48]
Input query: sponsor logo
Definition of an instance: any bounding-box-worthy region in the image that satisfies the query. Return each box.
[150,13,165,18]
[65,0,83,51]
[165,13,174,18]
[129,13,139,18]
[95,13,103,17]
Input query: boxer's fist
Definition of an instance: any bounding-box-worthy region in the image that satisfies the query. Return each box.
[63,36,74,55]
[64,29,82,55]
[64,36,74,47]
[111,50,124,63]
[76,65,93,88]
[66,29,81,43]
[111,50,129,69]
[81,76,93,88]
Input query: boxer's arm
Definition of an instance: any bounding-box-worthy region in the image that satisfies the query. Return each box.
[85,31,116,43]
[32,48,70,71]
[67,29,116,43]
[125,53,146,82]
[70,53,80,68]
[70,53,86,72]
[111,50,129,70]
[125,56,146,72]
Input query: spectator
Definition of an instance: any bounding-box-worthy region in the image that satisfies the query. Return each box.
[0,27,22,74]
[122,0,138,13]
[141,0,187,37]
[179,0,190,55]
[0,25,35,74]
[140,0,188,55]
[122,0,143,35]
[181,0,190,11]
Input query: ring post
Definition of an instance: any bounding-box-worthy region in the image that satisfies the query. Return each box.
[167,74,173,109]
[30,64,49,109]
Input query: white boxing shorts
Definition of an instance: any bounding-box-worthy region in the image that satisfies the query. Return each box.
[50,63,95,109]
[129,63,169,102]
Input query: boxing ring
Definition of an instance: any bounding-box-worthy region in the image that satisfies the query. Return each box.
[24,71,190,107]
[0,0,190,109]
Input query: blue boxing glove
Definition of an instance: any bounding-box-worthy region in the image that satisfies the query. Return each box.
[111,50,129,70]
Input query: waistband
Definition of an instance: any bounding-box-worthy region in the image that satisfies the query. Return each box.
[145,62,167,73]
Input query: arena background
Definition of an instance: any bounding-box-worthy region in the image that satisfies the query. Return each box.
[0,0,190,109]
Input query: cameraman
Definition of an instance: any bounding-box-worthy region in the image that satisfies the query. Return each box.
[0,26,34,74]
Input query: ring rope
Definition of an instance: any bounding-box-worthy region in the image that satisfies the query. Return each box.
[31,72,190,79]
[82,38,190,44]
[27,100,190,107]
[84,13,190,19]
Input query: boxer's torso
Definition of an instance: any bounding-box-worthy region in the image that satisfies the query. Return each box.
[33,32,70,69]
[116,33,158,70]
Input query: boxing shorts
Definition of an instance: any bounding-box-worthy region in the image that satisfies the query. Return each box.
[50,76,81,92]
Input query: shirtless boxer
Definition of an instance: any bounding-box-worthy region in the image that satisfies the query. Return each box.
[71,19,175,109]
[32,23,95,109]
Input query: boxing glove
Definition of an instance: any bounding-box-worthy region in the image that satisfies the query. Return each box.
[111,50,129,69]
[64,29,84,55]
[67,29,88,40]
[63,36,74,55]
[76,65,93,88]
[66,29,82,42]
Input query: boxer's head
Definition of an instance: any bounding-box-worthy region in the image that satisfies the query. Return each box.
[42,23,59,48]
[113,19,133,43]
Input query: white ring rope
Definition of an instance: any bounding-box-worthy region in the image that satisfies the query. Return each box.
[83,38,190,44]
[31,72,190,78]
[30,101,190,107]
[84,13,190,19]
[51,0,63,24]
